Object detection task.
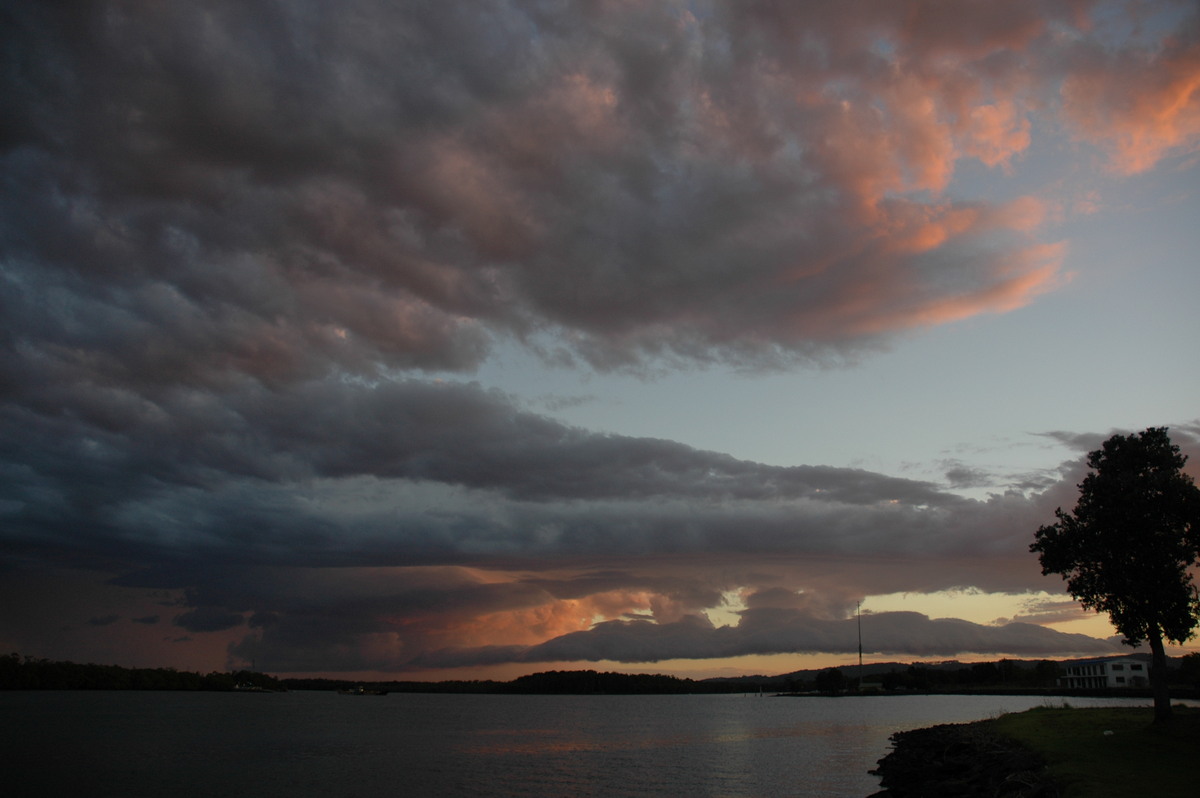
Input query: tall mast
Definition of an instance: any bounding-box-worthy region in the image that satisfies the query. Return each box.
[857,600,863,691]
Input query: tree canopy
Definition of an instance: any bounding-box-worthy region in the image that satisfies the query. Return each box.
[1030,427,1200,720]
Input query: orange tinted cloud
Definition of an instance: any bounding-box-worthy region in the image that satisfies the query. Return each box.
[774,194,1061,341]
[964,100,1032,169]
[883,204,984,255]
[791,240,1066,339]
[446,587,726,651]
[444,601,597,648]
[898,243,1068,329]
[1064,26,1200,173]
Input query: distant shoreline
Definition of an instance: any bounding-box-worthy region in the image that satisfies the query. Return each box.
[6,653,1198,698]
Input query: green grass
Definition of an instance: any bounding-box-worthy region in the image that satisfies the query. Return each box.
[989,705,1200,798]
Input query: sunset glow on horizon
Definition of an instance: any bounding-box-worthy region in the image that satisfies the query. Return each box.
[2,0,1199,683]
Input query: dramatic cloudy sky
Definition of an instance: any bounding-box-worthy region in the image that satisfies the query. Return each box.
[2,0,1199,679]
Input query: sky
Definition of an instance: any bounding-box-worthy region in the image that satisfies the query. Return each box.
[2,0,1199,681]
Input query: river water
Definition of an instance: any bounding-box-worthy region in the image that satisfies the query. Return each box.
[0,691,1170,797]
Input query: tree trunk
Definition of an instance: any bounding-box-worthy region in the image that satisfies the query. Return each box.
[1148,631,1172,724]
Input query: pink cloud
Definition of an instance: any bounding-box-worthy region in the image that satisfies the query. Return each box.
[895,242,1069,328]
[964,100,1033,169]
[1063,22,1200,173]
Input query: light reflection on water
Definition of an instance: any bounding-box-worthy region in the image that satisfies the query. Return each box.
[1,691,1183,797]
[464,709,844,756]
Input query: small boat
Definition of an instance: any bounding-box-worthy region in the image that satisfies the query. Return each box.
[338,685,389,695]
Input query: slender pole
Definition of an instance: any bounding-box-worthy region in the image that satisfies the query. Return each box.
[857,601,863,692]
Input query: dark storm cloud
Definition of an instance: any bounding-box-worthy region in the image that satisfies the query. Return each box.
[0,351,1089,675]
[0,358,1158,674]
[2,375,971,570]
[231,379,953,506]
[86,614,120,627]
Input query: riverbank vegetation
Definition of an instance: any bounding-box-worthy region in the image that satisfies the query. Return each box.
[991,705,1200,798]
[872,705,1200,797]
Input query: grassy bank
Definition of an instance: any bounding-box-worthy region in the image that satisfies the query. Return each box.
[989,705,1200,798]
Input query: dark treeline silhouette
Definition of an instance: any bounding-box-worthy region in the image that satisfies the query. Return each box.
[875,659,1062,692]
[508,669,696,694]
[285,670,734,695]
[780,659,1061,695]
[1,653,283,691]
[284,676,505,694]
[7,652,1198,695]
[786,655,1200,696]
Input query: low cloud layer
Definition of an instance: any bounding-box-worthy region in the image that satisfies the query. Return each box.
[2,2,1199,675]
[399,610,1121,673]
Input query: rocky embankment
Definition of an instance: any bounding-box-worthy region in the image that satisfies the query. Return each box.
[868,721,1059,797]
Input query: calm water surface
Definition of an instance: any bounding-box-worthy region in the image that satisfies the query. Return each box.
[0,691,1171,797]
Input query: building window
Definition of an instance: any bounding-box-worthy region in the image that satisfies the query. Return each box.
[1131,664,1144,671]
[1112,664,1124,671]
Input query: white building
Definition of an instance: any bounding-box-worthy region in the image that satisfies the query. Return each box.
[1058,657,1148,689]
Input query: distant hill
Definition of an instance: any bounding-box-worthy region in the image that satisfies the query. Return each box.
[702,659,968,686]
[5,651,1190,695]
[703,654,1160,687]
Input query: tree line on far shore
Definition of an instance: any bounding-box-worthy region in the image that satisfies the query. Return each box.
[5,652,1200,695]
[0,653,283,692]
[806,657,1200,695]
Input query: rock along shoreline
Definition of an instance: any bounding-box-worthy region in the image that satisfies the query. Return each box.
[867,720,1059,797]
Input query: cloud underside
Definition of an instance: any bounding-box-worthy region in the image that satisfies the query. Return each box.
[9,375,1193,671]
[2,2,1199,673]
[9,0,1195,383]
[399,611,1119,672]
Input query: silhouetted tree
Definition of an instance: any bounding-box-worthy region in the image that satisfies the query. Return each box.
[814,668,846,693]
[1031,427,1200,722]
[1030,660,1060,688]
[1178,653,1200,688]
[506,670,697,694]
[969,662,999,685]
